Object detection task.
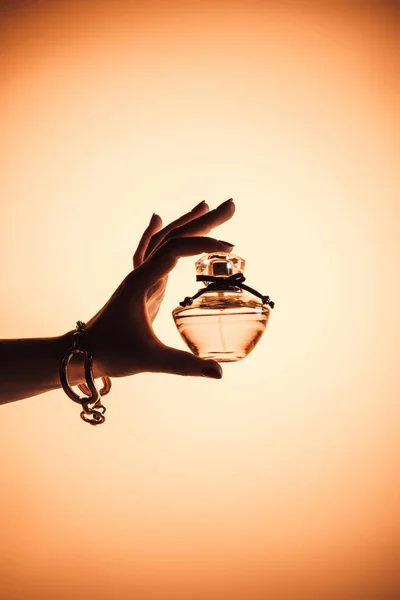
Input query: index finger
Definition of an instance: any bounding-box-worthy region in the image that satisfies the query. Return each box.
[144,200,210,259]
[145,198,235,260]
[137,236,235,286]
[172,198,235,239]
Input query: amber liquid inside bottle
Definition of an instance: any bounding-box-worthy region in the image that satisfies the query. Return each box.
[173,288,270,362]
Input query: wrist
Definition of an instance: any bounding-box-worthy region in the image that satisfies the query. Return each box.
[57,330,105,385]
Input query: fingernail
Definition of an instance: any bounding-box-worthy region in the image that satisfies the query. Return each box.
[192,200,206,211]
[221,198,233,206]
[218,240,234,247]
[149,213,160,225]
[202,366,222,379]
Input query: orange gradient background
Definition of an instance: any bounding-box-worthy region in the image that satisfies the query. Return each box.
[0,1,399,599]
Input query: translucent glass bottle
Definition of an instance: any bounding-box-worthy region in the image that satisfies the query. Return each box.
[172,252,273,362]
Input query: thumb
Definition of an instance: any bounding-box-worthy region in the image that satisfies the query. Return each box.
[149,345,223,379]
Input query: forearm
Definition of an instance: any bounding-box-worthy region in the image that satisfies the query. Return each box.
[0,332,104,405]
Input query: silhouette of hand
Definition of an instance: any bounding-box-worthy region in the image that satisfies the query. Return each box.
[84,199,235,380]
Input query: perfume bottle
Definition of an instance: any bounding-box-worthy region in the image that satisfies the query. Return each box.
[172,252,274,362]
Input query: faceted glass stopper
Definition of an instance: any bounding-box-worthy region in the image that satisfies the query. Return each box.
[195,252,245,285]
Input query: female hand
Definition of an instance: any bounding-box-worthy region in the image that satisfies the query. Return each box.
[83,198,235,380]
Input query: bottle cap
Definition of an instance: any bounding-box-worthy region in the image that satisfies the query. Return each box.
[195,252,245,285]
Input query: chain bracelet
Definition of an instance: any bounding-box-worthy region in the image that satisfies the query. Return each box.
[60,321,112,426]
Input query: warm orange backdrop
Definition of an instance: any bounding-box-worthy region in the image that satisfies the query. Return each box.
[1,1,399,599]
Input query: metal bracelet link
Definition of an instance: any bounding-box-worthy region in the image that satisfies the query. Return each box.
[60,321,112,426]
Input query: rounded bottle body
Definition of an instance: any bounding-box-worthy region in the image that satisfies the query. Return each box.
[172,287,270,362]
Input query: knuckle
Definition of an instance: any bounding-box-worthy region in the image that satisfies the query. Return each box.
[164,236,180,253]
[145,234,161,257]
[151,230,163,246]
[164,226,181,243]
[124,269,146,297]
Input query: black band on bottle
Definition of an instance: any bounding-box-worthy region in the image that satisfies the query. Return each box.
[179,273,275,308]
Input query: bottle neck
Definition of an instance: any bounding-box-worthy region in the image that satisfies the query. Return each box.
[178,273,275,308]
